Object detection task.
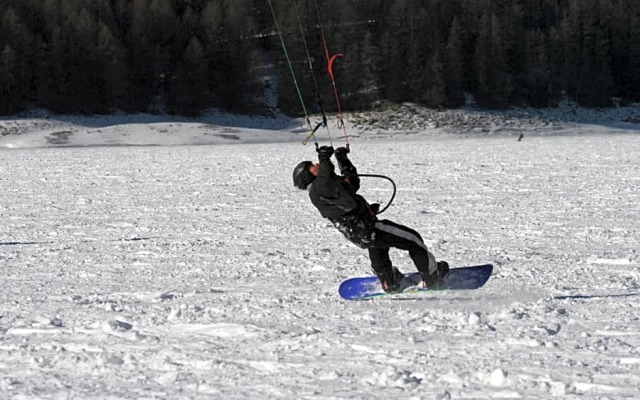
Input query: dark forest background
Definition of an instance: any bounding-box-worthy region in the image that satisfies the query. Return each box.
[1,0,639,116]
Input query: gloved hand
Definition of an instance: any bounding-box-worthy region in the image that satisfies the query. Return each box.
[335,146,350,161]
[317,146,334,161]
[370,203,381,214]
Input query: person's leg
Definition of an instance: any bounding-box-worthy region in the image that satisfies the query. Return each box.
[368,246,391,275]
[373,219,436,276]
[373,219,449,287]
[368,246,402,292]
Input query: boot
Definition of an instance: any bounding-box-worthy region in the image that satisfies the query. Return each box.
[422,261,449,289]
[377,267,403,293]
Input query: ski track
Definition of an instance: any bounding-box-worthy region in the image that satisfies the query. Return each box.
[1,134,639,399]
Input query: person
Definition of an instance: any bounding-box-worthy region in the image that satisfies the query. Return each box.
[293,145,449,292]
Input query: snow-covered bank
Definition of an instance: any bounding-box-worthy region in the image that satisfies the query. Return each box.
[0,109,301,148]
[1,129,639,398]
[1,102,639,149]
[348,101,640,135]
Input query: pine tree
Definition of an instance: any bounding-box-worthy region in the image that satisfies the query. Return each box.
[203,0,257,112]
[505,1,526,105]
[443,16,465,108]
[71,5,103,113]
[0,6,31,113]
[96,22,127,112]
[474,12,511,109]
[405,2,433,105]
[126,0,178,112]
[524,29,553,107]
[168,36,208,115]
[573,0,614,107]
[609,0,640,103]
[422,51,447,108]
[380,0,413,103]
[353,29,382,109]
[0,44,19,113]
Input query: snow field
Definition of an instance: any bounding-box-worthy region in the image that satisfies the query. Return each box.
[0,132,639,399]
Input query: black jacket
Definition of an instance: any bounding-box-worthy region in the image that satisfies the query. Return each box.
[308,157,376,248]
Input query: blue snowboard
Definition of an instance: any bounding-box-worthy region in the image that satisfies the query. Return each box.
[339,264,493,300]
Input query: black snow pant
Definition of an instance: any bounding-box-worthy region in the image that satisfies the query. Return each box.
[368,219,437,278]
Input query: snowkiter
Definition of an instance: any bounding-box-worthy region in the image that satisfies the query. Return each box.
[293,146,449,292]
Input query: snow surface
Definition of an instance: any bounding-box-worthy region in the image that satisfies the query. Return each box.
[1,106,639,399]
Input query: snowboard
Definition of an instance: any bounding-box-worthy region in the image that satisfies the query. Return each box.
[338,263,493,300]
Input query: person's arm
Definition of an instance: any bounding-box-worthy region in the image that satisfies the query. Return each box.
[316,146,336,180]
[335,147,360,192]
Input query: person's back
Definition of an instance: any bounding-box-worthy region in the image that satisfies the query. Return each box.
[308,157,359,220]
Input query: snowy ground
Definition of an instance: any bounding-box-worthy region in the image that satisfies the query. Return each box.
[1,107,639,399]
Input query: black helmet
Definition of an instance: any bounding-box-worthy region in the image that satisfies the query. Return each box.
[293,161,315,190]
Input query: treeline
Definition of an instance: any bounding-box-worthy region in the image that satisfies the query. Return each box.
[0,0,258,115]
[1,0,639,116]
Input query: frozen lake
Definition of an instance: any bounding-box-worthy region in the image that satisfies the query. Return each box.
[1,132,639,399]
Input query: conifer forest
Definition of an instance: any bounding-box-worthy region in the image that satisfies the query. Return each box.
[1,0,639,116]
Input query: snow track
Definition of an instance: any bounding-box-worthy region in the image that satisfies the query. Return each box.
[1,132,639,399]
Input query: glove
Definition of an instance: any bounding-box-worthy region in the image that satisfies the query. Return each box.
[370,203,381,214]
[335,146,350,162]
[317,146,334,161]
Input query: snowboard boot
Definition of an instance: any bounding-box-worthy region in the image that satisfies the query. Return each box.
[421,261,450,289]
[377,267,403,293]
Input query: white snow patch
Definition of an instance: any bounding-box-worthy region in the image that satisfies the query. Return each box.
[0,106,639,398]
